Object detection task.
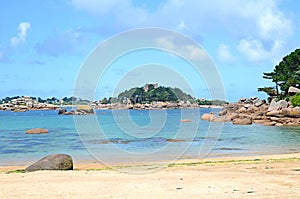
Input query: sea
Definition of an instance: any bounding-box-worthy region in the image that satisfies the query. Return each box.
[1,108,300,166]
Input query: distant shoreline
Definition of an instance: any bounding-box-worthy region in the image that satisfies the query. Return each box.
[0,105,224,112]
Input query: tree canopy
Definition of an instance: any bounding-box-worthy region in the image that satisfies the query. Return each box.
[117,84,195,103]
[258,48,300,98]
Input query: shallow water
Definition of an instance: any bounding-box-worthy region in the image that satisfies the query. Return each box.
[0,108,300,165]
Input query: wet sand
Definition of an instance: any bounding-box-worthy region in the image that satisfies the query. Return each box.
[1,153,300,198]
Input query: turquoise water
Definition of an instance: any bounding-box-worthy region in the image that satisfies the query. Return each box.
[0,108,300,166]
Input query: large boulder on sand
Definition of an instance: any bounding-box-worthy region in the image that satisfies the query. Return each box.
[25,128,48,134]
[25,154,73,172]
[232,118,252,125]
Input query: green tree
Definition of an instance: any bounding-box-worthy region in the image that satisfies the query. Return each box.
[291,93,300,107]
[117,84,192,103]
[100,97,108,104]
[259,49,300,97]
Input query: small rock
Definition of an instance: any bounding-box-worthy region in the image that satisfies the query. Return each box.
[218,109,227,116]
[237,107,247,113]
[25,128,48,134]
[181,119,192,123]
[263,121,277,126]
[232,118,252,125]
[239,98,247,102]
[210,116,226,122]
[254,100,265,107]
[243,104,252,109]
[201,113,215,121]
[253,119,268,124]
[250,96,258,101]
[58,108,67,115]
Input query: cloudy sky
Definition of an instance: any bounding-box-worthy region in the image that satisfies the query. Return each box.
[1,0,300,101]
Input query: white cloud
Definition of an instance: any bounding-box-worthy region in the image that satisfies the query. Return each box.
[155,37,176,50]
[70,0,294,64]
[10,22,31,46]
[155,36,208,62]
[237,38,282,63]
[217,44,234,63]
[70,0,293,39]
[256,6,292,41]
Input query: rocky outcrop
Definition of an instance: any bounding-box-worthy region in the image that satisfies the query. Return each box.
[95,101,206,110]
[25,128,49,134]
[58,107,95,115]
[288,86,300,95]
[25,154,73,172]
[58,108,67,115]
[232,118,252,125]
[282,107,300,118]
[201,113,215,121]
[0,96,60,112]
[201,97,300,126]
[74,108,94,115]
[218,109,227,116]
[268,99,288,111]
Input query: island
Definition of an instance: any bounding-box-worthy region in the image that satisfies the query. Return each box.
[0,84,228,112]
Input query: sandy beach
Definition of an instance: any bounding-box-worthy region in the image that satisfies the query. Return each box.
[1,153,300,199]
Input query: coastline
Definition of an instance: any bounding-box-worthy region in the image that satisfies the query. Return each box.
[1,152,300,198]
[1,152,299,172]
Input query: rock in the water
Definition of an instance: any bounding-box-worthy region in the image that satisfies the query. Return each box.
[181,119,192,123]
[218,109,227,116]
[74,108,94,115]
[288,86,300,95]
[268,99,288,111]
[58,106,95,115]
[275,123,284,127]
[210,116,231,122]
[25,154,73,172]
[26,128,48,134]
[58,108,67,115]
[232,118,252,125]
[263,121,277,126]
[201,113,215,121]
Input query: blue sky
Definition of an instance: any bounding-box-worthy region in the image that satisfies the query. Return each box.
[1,0,300,102]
